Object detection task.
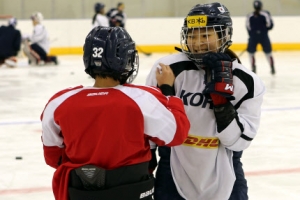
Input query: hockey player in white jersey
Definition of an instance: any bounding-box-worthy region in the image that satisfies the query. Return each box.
[146,2,265,200]
[92,2,109,28]
[23,12,57,65]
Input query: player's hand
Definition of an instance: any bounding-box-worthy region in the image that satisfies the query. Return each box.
[202,53,235,100]
[156,63,175,87]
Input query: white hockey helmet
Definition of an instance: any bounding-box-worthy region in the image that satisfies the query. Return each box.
[8,18,17,27]
[31,12,43,23]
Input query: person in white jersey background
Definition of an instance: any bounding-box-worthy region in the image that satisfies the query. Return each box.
[41,26,190,200]
[23,12,57,65]
[92,2,109,28]
[146,2,265,200]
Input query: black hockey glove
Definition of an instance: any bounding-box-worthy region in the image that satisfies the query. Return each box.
[214,101,237,132]
[202,53,235,100]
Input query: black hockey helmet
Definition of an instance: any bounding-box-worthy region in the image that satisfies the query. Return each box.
[83,26,139,84]
[94,2,105,13]
[180,2,233,67]
[253,1,262,11]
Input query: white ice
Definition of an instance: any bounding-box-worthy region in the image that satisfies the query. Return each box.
[0,51,300,200]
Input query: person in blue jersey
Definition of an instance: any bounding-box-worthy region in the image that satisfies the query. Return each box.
[146,2,266,200]
[246,0,275,74]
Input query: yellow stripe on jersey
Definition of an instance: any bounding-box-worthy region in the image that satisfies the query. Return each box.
[183,134,219,149]
[187,15,208,28]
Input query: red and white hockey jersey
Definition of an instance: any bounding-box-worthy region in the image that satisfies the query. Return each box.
[41,84,190,200]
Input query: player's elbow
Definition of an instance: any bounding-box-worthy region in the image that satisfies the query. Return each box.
[167,119,190,147]
[224,137,252,151]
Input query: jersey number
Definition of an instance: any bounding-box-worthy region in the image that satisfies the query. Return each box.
[92,47,103,58]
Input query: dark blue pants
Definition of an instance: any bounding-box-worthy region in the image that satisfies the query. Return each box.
[31,43,47,61]
[229,151,248,200]
[154,147,184,200]
[154,147,248,200]
[247,33,272,54]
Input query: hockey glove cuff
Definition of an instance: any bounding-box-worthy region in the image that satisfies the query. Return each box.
[210,93,228,105]
[159,84,175,96]
[214,101,236,132]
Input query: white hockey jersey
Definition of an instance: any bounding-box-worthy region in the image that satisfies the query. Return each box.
[30,24,49,53]
[92,14,109,28]
[145,52,265,200]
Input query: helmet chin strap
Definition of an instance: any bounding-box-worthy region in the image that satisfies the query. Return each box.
[220,40,232,53]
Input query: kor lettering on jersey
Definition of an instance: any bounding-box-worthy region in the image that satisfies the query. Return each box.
[180,90,213,109]
[183,135,219,149]
[87,92,109,96]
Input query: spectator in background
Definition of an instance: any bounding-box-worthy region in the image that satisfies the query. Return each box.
[92,2,109,28]
[246,0,275,74]
[106,2,126,28]
[0,18,21,68]
[23,12,57,65]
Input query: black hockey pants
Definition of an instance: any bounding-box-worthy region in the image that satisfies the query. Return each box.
[68,162,154,200]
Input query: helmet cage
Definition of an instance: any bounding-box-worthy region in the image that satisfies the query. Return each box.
[180,24,232,66]
[180,3,233,67]
[123,50,139,83]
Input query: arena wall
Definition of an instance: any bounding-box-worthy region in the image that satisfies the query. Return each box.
[10,16,300,55]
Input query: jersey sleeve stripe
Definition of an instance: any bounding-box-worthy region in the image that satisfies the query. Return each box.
[116,86,179,145]
[240,134,253,141]
[42,88,85,147]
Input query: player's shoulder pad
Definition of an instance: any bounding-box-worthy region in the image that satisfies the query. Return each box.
[225,49,241,64]
[124,84,161,94]
[154,52,189,67]
[49,85,84,101]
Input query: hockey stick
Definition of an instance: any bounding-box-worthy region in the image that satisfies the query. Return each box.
[136,46,152,56]
[238,49,247,57]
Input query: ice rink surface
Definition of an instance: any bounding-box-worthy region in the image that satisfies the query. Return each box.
[0,51,300,200]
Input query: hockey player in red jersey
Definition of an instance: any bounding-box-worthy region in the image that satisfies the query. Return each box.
[41,26,190,200]
[146,2,265,200]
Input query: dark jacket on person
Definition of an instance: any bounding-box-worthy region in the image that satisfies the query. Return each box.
[0,25,21,57]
